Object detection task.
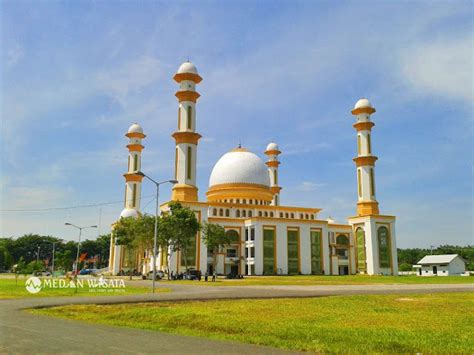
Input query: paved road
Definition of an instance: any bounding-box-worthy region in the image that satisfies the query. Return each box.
[1,282,472,354]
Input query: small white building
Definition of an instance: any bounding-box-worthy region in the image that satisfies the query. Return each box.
[415,254,466,276]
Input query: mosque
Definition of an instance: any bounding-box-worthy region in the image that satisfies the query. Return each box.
[108,61,398,276]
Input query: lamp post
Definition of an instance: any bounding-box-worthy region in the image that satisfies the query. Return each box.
[65,223,97,293]
[36,246,40,264]
[51,242,56,276]
[136,170,177,293]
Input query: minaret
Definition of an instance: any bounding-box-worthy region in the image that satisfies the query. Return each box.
[351,98,379,216]
[265,142,282,206]
[120,123,145,218]
[171,61,202,202]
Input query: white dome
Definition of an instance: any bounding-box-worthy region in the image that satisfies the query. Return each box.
[127,123,143,134]
[120,208,138,218]
[209,149,270,187]
[177,61,198,74]
[266,142,279,151]
[326,216,336,224]
[354,98,372,109]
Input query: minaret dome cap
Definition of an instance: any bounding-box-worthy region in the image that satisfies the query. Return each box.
[177,61,198,74]
[127,123,144,134]
[354,98,372,109]
[120,208,139,219]
[266,142,279,151]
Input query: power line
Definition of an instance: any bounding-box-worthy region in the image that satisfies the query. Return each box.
[0,194,156,212]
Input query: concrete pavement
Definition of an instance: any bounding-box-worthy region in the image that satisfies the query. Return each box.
[1,282,472,354]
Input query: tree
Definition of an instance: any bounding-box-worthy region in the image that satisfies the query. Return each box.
[202,222,233,273]
[159,202,200,274]
[114,217,139,279]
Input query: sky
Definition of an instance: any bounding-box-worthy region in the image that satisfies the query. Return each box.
[0,0,472,248]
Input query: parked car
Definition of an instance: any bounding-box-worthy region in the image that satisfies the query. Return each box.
[185,269,200,281]
[33,271,51,276]
[142,270,164,280]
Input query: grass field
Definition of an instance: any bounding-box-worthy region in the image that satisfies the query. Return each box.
[0,277,167,299]
[32,292,474,353]
[161,274,473,286]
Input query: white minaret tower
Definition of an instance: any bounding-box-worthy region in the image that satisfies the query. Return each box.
[265,142,282,206]
[121,123,146,217]
[348,98,398,276]
[351,98,379,216]
[171,61,202,202]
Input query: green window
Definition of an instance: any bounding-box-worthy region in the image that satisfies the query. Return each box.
[133,154,138,172]
[187,147,192,180]
[274,170,278,185]
[263,228,275,275]
[367,133,372,154]
[310,230,322,274]
[357,135,361,155]
[187,106,192,129]
[370,168,375,196]
[287,229,299,274]
[181,234,196,268]
[378,226,391,268]
[132,184,137,207]
[336,235,349,245]
[356,228,366,272]
[357,169,362,197]
[225,230,239,244]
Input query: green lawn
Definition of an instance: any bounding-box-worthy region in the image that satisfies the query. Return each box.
[161,274,473,286]
[0,277,167,299]
[32,292,474,353]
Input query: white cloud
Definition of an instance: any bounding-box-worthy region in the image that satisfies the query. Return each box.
[6,43,24,67]
[400,35,472,102]
[294,181,327,192]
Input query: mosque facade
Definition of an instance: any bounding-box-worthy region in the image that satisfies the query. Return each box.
[109,61,398,276]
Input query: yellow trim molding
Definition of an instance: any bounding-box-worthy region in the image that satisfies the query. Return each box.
[172,184,198,202]
[127,144,144,152]
[353,155,378,167]
[175,90,200,103]
[357,201,380,216]
[173,72,203,84]
[125,132,146,139]
[266,161,280,167]
[351,107,376,115]
[264,149,281,155]
[123,173,143,182]
[172,131,202,145]
[353,121,375,131]
[270,186,282,194]
[206,183,274,202]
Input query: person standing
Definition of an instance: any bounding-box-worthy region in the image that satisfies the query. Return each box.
[212,271,216,282]
[204,272,208,282]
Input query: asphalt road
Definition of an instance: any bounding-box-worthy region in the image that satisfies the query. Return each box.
[1,282,472,354]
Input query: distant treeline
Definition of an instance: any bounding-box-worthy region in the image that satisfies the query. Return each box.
[397,245,474,271]
[0,234,472,272]
[0,234,110,272]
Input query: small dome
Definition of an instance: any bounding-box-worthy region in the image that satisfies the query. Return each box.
[209,148,270,187]
[266,142,279,152]
[354,98,372,109]
[326,216,336,224]
[177,61,198,75]
[120,208,138,218]
[127,123,143,134]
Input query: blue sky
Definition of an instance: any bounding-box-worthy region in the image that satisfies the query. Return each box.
[1,0,472,247]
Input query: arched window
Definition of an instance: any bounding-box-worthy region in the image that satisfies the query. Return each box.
[225,209,230,217]
[219,208,223,217]
[133,154,138,171]
[356,228,366,273]
[212,208,217,216]
[310,215,314,220]
[285,212,289,218]
[243,199,246,204]
[187,106,192,129]
[300,213,304,219]
[357,134,361,155]
[236,210,240,218]
[187,147,192,179]
[357,169,362,197]
[236,199,240,204]
[270,212,274,217]
[367,133,372,154]
[290,213,294,219]
[370,168,376,197]
[264,211,268,217]
[378,226,391,268]
[280,212,283,218]
[225,230,239,244]
[258,211,262,217]
[248,210,252,217]
[336,235,349,245]
[242,210,246,217]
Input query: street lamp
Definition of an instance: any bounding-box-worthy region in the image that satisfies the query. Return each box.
[136,170,177,293]
[65,223,97,292]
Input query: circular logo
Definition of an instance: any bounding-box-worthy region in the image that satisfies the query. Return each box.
[25,276,42,294]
